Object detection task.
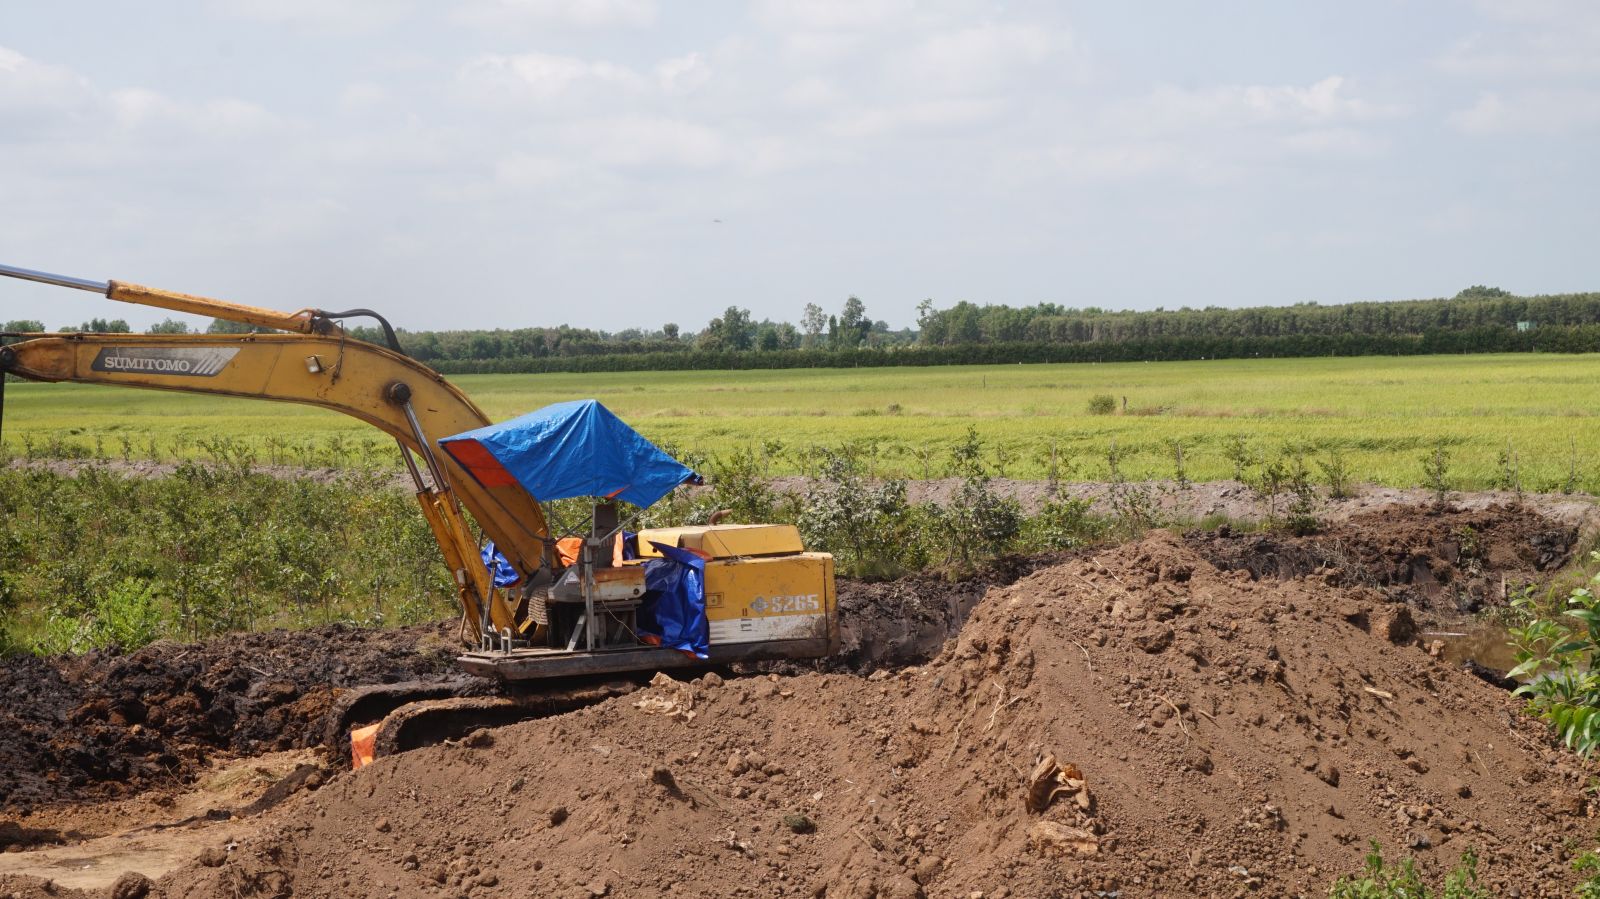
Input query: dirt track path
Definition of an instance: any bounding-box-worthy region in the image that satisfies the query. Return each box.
[16,458,1597,529]
[0,750,315,890]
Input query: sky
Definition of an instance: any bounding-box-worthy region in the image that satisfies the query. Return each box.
[0,0,1596,332]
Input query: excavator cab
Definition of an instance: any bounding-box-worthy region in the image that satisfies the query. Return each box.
[439,399,837,681]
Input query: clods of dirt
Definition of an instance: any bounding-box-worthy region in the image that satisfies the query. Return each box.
[1189,503,1575,617]
[154,528,1599,898]
[0,623,461,808]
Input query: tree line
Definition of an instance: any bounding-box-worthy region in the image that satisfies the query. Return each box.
[9,285,1600,371]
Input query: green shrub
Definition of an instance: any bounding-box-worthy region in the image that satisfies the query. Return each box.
[1086,394,1116,415]
[1319,448,1353,499]
[1327,842,1490,899]
[704,445,780,524]
[1574,850,1600,899]
[0,461,455,652]
[91,578,165,651]
[1028,497,1099,550]
[930,429,1022,569]
[797,448,920,578]
[1421,442,1453,507]
[1509,555,1600,755]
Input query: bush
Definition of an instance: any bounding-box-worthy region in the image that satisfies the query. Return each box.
[1421,442,1453,507]
[797,448,921,578]
[1086,394,1116,415]
[704,445,780,524]
[0,461,455,653]
[1028,497,1099,550]
[930,428,1023,569]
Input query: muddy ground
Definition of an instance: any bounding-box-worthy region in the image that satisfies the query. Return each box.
[0,498,1594,897]
[0,624,462,812]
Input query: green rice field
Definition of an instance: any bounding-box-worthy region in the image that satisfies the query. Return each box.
[6,353,1600,490]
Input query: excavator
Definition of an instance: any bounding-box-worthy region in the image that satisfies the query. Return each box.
[0,262,837,759]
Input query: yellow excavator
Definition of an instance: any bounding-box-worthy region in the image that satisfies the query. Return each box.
[0,263,837,755]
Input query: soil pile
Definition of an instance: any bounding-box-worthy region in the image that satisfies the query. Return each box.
[828,554,1074,673]
[0,623,461,809]
[151,531,1594,898]
[1191,503,1575,618]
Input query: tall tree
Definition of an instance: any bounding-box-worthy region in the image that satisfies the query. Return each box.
[800,303,826,347]
[839,296,870,348]
[698,306,755,351]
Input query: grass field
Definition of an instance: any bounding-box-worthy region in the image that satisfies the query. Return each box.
[6,353,1600,490]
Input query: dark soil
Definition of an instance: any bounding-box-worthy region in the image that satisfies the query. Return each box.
[825,552,1079,673]
[1188,503,1576,618]
[0,623,460,810]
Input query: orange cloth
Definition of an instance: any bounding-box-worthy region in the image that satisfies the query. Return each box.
[556,536,583,567]
[555,533,627,568]
[350,722,381,770]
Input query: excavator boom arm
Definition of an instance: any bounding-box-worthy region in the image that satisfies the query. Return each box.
[0,262,328,335]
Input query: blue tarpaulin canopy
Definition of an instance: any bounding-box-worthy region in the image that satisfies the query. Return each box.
[438,399,698,509]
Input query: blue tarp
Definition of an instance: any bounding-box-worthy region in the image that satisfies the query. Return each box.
[439,399,698,509]
[480,541,521,588]
[639,541,710,658]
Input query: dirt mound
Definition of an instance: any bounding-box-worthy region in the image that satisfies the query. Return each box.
[0,623,463,809]
[826,554,1075,673]
[1190,503,1575,619]
[146,531,1595,898]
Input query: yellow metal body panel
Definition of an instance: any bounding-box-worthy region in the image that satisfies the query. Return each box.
[637,524,805,559]
[702,552,835,646]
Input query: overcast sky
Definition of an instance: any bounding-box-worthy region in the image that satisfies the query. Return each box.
[1,1,1596,332]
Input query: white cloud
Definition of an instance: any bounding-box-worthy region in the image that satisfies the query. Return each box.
[1279,128,1388,159]
[207,0,412,31]
[0,45,95,123]
[338,83,390,110]
[890,23,1067,94]
[755,0,915,32]
[655,53,711,95]
[107,89,279,138]
[459,51,709,104]
[453,0,656,29]
[783,76,839,107]
[494,152,574,189]
[561,117,726,169]
[1450,90,1600,135]
[826,97,1001,139]
[458,52,645,103]
[1131,76,1400,133]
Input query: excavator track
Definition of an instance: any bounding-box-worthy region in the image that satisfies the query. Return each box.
[331,678,642,765]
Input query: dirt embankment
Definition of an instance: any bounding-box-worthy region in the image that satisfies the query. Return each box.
[1191,503,1577,621]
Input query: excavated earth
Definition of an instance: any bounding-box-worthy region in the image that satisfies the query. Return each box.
[0,623,463,812]
[0,501,1595,897]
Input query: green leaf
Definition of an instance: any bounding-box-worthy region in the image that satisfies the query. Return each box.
[1508,659,1544,679]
